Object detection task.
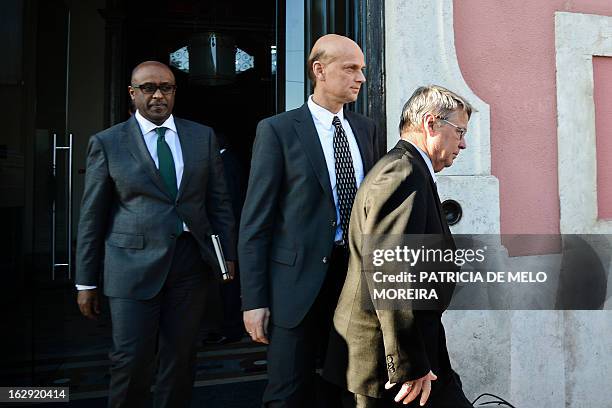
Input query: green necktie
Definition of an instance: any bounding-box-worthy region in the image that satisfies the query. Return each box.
[155,127,178,200]
[156,127,183,233]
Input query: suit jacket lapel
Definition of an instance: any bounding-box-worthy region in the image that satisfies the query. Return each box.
[174,118,192,200]
[345,109,373,172]
[401,141,452,236]
[124,116,173,200]
[293,104,335,206]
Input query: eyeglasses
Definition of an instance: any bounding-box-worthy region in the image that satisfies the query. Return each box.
[132,83,177,95]
[438,118,467,140]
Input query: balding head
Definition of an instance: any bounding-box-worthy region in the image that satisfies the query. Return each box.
[307,34,362,84]
[307,35,365,113]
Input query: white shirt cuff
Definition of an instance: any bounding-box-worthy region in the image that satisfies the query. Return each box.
[76,285,97,290]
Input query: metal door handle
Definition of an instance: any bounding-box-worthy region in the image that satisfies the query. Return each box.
[52,133,73,280]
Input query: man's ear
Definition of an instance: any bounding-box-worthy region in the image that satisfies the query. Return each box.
[422,113,436,137]
[128,86,136,100]
[312,61,325,81]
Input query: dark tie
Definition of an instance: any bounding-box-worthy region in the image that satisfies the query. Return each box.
[155,127,178,200]
[332,116,358,245]
[156,127,183,233]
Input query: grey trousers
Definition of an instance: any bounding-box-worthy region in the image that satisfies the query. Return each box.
[107,233,209,408]
[263,246,348,408]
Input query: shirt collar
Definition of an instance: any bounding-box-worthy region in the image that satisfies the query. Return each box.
[135,110,177,135]
[307,95,345,129]
[407,140,437,184]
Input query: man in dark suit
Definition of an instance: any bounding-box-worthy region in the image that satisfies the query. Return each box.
[324,85,474,407]
[75,61,236,408]
[239,34,380,407]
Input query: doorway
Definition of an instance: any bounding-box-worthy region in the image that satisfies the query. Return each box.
[0,0,280,401]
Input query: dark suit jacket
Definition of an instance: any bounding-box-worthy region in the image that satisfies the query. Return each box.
[76,115,236,300]
[239,103,379,329]
[323,140,456,398]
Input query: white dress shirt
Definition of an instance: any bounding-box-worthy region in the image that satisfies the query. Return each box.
[135,110,184,187]
[307,95,365,243]
[407,140,437,184]
[77,111,186,291]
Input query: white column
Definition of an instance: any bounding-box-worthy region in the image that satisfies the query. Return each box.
[385,0,499,235]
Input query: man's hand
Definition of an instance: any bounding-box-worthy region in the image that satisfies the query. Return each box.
[385,370,437,406]
[243,307,270,344]
[225,261,236,280]
[77,289,100,320]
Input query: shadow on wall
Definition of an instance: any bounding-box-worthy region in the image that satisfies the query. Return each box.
[555,235,610,310]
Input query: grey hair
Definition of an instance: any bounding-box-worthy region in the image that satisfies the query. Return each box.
[398,85,474,134]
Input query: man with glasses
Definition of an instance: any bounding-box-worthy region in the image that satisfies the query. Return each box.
[75,61,236,407]
[324,85,474,407]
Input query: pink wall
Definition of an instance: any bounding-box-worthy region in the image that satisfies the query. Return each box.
[453,1,612,234]
[594,57,612,220]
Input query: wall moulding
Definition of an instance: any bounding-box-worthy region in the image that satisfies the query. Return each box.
[385,0,491,176]
[555,11,612,234]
